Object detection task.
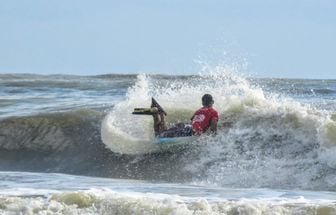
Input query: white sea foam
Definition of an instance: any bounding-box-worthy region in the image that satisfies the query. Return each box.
[1,189,336,215]
[1,171,336,215]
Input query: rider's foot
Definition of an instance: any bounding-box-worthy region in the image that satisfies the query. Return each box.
[150,107,159,113]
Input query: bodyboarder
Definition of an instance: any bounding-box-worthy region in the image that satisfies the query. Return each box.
[151,94,219,138]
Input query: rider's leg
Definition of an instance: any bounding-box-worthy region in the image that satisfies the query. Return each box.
[152,108,167,136]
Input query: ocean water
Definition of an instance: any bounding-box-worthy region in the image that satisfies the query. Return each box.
[0,71,336,214]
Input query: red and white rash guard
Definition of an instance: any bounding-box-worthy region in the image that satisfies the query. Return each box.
[191,107,219,135]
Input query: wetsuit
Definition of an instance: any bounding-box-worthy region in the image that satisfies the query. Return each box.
[158,107,219,138]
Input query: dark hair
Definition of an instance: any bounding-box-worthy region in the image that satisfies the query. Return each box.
[202,94,214,106]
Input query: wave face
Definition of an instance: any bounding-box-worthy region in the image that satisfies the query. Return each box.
[1,72,336,191]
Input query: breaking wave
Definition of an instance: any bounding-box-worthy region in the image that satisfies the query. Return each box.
[101,67,336,191]
[1,70,336,191]
[1,189,336,215]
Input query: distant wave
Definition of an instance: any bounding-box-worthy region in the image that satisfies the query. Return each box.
[0,73,136,90]
[310,88,336,95]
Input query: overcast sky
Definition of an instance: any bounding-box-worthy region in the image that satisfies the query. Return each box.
[0,0,335,78]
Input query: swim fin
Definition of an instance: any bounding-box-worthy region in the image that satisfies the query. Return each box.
[132,97,167,115]
[151,97,167,116]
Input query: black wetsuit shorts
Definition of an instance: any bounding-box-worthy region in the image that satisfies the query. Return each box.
[158,123,193,138]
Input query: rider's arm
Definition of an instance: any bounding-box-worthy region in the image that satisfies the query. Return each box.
[209,110,219,134]
[210,118,217,134]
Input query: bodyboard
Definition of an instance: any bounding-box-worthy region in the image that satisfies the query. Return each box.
[154,136,196,145]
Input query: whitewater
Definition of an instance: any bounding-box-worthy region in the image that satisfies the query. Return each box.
[0,70,336,214]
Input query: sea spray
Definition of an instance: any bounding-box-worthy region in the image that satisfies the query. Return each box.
[101,68,336,191]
